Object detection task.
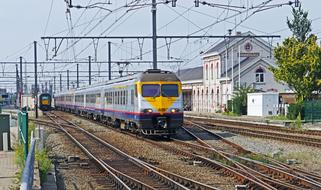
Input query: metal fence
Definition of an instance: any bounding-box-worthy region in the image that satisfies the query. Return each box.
[20,138,37,190]
[304,100,321,123]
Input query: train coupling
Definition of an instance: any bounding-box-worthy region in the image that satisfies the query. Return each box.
[157,117,167,129]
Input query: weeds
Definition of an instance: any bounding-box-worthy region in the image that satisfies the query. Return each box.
[36,149,52,182]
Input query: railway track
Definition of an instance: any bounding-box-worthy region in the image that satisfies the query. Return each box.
[35,111,321,189]
[185,116,321,148]
[43,112,216,190]
[36,112,270,189]
[56,112,287,189]
[176,120,321,190]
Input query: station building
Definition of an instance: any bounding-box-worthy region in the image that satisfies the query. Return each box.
[178,31,290,113]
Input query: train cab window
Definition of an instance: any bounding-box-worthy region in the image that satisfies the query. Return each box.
[142,84,160,97]
[161,84,179,97]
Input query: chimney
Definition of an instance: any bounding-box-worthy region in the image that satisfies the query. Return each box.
[236,31,242,36]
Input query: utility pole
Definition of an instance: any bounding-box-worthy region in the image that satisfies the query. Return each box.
[19,56,23,110]
[108,42,111,80]
[16,64,19,109]
[67,70,70,90]
[76,64,79,88]
[53,75,56,94]
[89,56,92,85]
[34,41,38,118]
[59,74,62,91]
[152,0,157,69]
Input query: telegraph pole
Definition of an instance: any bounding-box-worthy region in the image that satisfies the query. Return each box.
[34,41,38,118]
[67,70,70,90]
[89,56,92,85]
[76,64,79,88]
[152,0,157,69]
[108,42,111,80]
[59,74,62,91]
[19,56,23,110]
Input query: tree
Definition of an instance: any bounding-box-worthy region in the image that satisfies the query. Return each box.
[271,6,321,103]
[231,85,255,115]
[287,4,312,42]
[272,35,321,103]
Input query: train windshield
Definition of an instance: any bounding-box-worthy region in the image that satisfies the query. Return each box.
[142,84,160,97]
[161,84,179,97]
[42,96,49,100]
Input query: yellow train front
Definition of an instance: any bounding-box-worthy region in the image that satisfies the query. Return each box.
[39,93,52,111]
[135,70,183,136]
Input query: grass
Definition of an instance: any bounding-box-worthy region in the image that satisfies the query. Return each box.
[266,115,289,121]
[273,151,311,164]
[14,121,51,183]
[14,143,25,180]
[36,149,52,182]
[210,153,235,166]
[222,111,240,117]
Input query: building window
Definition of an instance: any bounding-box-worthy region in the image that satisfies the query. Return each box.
[211,64,214,80]
[205,65,208,80]
[255,67,264,83]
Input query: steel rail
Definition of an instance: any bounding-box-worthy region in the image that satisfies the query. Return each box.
[185,115,321,137]
[175,128,297,189]
[52,111,273,189]
[45,113,132,190]
[32,118,219,190]
[48,112,196,190]
[180,121,321,189]
[185,120,321,181]
[32,115,321,188]
[187,118,321,148]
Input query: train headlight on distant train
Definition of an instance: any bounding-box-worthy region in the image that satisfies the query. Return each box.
[143,108,153,113]
[170,108,180,113]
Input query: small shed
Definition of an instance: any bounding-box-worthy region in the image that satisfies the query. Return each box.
[247,92,279,116]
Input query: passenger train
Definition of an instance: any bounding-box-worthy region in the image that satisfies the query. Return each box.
[54,69,183,136]
[39,93,52,111]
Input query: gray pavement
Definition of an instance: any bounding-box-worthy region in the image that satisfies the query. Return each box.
[0,151,18,190]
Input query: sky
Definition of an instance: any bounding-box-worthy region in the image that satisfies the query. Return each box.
[0,0,320,91]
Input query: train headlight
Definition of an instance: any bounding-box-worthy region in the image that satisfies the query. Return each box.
[170,108,180,113]
[143,108,153,113]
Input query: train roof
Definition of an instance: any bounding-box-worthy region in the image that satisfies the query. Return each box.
[55,69,180,96]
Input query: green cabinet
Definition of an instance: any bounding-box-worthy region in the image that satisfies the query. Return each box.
[0,114,10,150]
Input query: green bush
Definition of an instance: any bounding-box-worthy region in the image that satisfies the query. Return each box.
[287,103,304,120]
[36,149,52,182]
[227,100,232,112]
[232,97,242,115]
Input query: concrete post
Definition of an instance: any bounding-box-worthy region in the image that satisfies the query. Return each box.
[3,132,8,151]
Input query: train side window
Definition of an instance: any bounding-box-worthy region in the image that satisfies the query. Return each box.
[111,92,114,104]
[131,90,134,105]
[119,91,122,105]
[125,90,128,105]
[135,84,138,97]
[117,91,119,105]
[121,91,123,105]
[122,91,124,105]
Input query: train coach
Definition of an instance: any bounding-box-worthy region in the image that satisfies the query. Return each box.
[54,69,183,137]
[39,93,52,111]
